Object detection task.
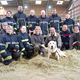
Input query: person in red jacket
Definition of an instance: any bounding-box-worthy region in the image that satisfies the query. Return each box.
[60,25,71,50]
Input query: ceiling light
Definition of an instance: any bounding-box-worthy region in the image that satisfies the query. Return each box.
[0,0,13,1]
[35,0,42,5]
[1,1,8,5]
[24,5,28,9]
[57,1,63,5]
[48,5,52,9]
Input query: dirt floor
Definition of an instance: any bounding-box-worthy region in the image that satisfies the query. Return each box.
[0,49,80,80]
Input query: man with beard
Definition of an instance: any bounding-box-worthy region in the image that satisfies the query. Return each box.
[13,6,27,29]
[49,8,62,32]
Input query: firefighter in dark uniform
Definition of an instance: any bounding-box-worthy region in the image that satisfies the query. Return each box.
[27,9,38,35]
[0,32,12,65]
[2,11,16,31]
[13,6,27,29]
[63,14,75,33]
[60,25,71,50]
[49,8,62,32]
[38,10,49,38]
[2,25,20,61]
[18,26,34,59]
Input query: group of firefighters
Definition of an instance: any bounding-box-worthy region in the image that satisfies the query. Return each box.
[0,6,80,65]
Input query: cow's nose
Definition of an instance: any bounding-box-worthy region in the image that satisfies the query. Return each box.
[51,46,53,49]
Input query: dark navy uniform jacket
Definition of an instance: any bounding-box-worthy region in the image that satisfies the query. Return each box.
[63,18,75,32]
[18,32,32,51]
[13,11,27,28]
[27,15,38,30]
[49,14,61,32]
[0,32,12,61]
[2,17,16,26]
[2,33,19,51]
[38,16,49,35]
[63,18,75,26]
[0,34,5,50]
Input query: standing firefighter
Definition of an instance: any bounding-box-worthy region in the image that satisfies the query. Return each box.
[49,8,62,32]
[63,14,75,33]
[18,26,34,59]
[2,25,20,61]
[13,6,27,29]
[2,11,16,27]
[38,10,49,38]
[27,9,38,35]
